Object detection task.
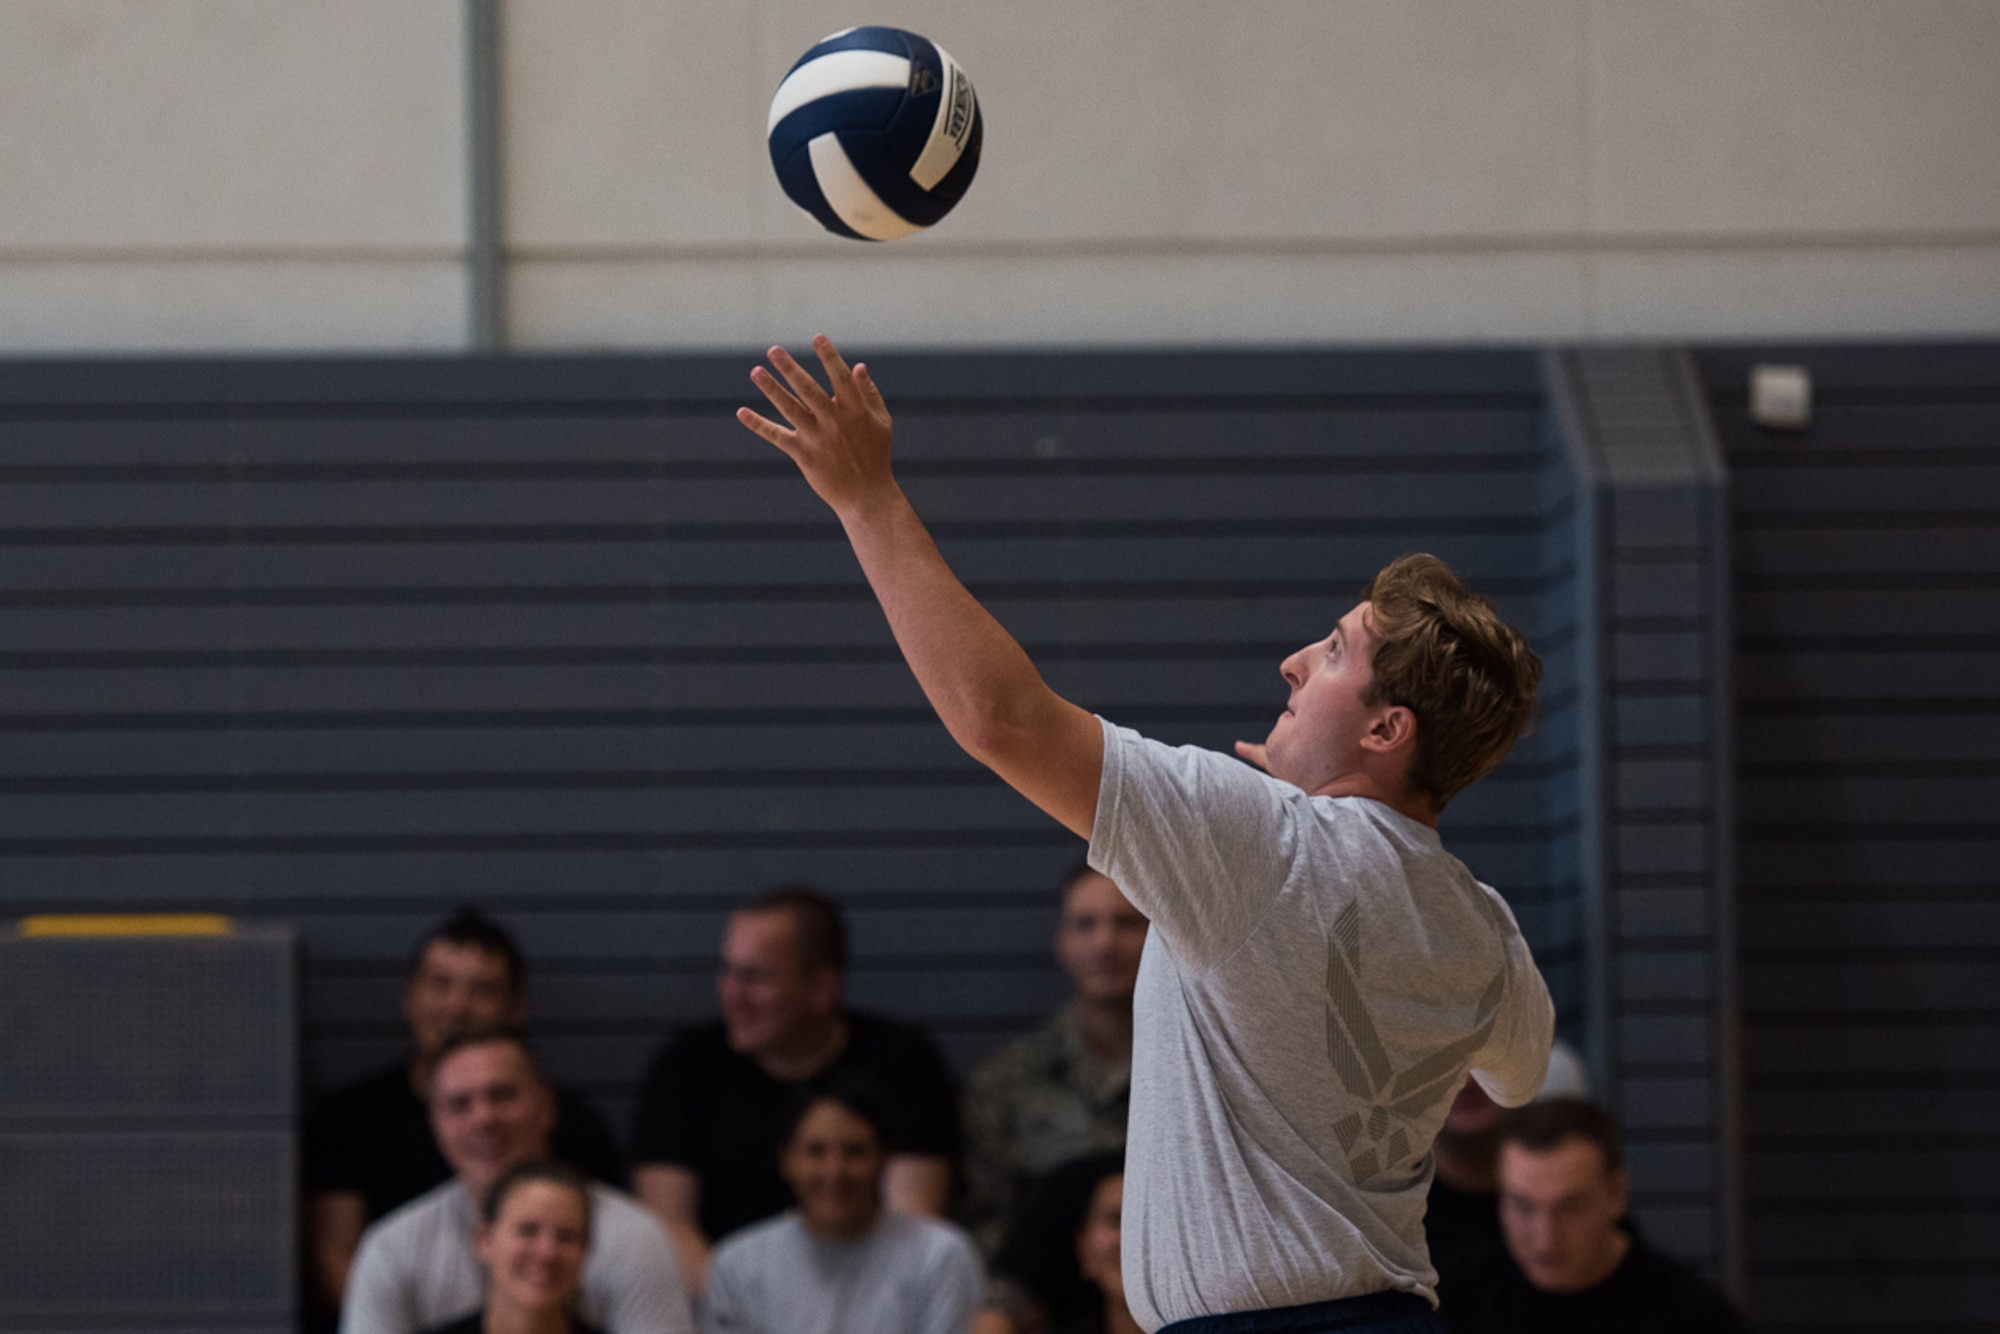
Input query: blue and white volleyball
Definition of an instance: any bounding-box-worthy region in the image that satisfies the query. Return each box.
[767,27,982,241]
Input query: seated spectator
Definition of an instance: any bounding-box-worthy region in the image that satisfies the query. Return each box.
[308,909,625,1308]
[976,1148,1128,1334]
[702,1079,982,1334]
[342,1027,692,1334]
[1427,1036,1589,1313]
[961,865,1145,1254]
[973,1151,1134,1334]
[1443,1099,1745,1334]
[422,1161,603,1334]
[631,885,961,1295]
[1054,1161,1140,1334]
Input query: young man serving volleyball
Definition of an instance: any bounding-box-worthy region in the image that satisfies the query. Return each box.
[737,338,1553,1334]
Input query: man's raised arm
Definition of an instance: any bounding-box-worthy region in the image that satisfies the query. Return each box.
[737,336,1102,839]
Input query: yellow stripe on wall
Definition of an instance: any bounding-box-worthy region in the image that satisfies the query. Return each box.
[18,914,234,937]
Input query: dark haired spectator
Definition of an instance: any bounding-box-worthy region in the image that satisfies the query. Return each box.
[630,885,961,1296]
[1426,1038,1589,1313]
[1442,1098,1744,1334]
[961,865,1144,1254]
[1053,1161,1140,1334]
[702,1078,982,1334]
[421,1160,602,1334]
[342,1027,691,1334]
[306,909,624,1309]
[979,1150,1131,1334]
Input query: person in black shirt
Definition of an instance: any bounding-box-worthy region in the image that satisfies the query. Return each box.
[1444,1099,1744,1334]
[629,884,961,1298]
[305,909,623,1311]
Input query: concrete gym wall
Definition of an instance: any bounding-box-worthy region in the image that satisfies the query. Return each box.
[1,0,1997,352]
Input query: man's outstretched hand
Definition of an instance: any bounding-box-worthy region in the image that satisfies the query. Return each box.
[737,335,895,515]
[1233,740,1271,773]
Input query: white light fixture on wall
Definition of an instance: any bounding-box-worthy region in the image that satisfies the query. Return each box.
[1749,364,1813,430]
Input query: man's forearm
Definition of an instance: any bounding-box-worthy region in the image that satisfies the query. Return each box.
[740,338,1102,837]
[835,486,1100,838]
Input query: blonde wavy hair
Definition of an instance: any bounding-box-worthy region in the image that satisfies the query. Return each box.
[1360,554,1543,811]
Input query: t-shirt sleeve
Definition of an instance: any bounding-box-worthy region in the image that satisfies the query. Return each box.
[554,1086,629,1189]
[304,1088,363,1194]
[1465,886,1555,1108]
[337,1225,415,1334]
[914,1227,985,1334]
[698,1237,750,1334]
[1088,717,1300,970]
[629,1036,702,1169]
[587,1197,695,1334]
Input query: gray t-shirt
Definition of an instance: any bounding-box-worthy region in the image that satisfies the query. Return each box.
[340,1178,693,1334]
[702,1209,982,1334]
[1089,720,1553,1330]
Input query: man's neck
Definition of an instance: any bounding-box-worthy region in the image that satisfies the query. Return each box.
[1565,1227,1634,1295]
[406,1051,436,1103]
[1072,995,1134,1066]
[1302,773,1439,828]
[755,1013,850,1082]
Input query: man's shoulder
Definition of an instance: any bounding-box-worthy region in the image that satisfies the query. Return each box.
[642,1021,737,1078]
[966,1007,1069,1092]
[313,1061,411,1121]
[359,1179,466,1253]
[843,1009,947,1064]
[885,1209,981,1266]
[711,1209,800,1268]
[586,1182,666,1233]
[1618,1236,1743,1327]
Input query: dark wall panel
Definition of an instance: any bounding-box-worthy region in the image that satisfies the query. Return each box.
[0,350,1567,1135]
[1698,343,2000,1333]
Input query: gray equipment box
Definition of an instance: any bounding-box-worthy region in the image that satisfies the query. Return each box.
[0,925,297,1333]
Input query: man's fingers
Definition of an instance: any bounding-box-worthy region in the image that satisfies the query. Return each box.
[854,363,889,415]
[735,406,798,454]
[768,346,835,416]
[1233,740,1271,773]
[808,336,864,410]
[813,335,857,396]
[749,365,813,428]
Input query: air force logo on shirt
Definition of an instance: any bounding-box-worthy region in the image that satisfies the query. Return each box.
[1324,900,1506,1188]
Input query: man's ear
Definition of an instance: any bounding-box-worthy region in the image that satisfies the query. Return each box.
[1607,1167,1630,1217]
[1362,704,1418,756]
[809,965,844,1014]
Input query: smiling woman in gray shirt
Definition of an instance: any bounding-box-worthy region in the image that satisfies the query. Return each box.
[702,1080,982,1334]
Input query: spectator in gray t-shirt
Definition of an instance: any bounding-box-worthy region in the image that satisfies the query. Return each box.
[738,337,1553,1333]
[703,1079,981,1334]
[341,1026,692,1334]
